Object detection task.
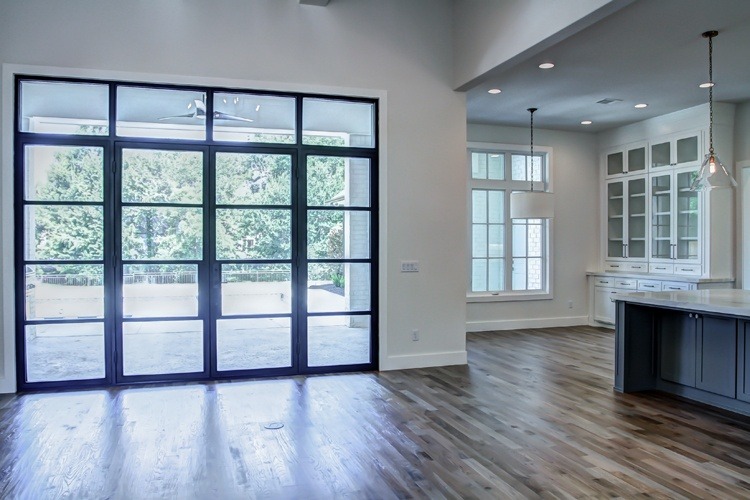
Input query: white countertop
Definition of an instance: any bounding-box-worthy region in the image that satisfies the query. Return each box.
[615,289,750,317]
[586,271,734,284]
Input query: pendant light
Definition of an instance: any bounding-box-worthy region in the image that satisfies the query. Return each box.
[690,30,737,191]
[510,108,555,219]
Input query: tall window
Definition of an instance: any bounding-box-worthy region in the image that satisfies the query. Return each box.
[468,145,551,297]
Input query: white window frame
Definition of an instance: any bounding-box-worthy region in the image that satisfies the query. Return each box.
[467,141,554,302]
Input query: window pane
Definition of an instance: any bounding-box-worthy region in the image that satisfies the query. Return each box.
[488,258,504,291]
[528,222,543,257]
[25,323,105,382]
[213,92,295,144]
[122,320,203,375]
[216,152,291,206]
[512,258,527,290]
[216,209,291,260]
[302,98,375,147]
[472,259,487,292]
[217,318,292,371]
[20,80,109,135]
[472,225,487,258]
[472,190,487,223]
[122,207,203,260]
[25,205,103,261]
[308,210,370,259]
[308,263,370,313]
[471,152,487,179]
[511,154,542,181]
[221,264,291,315]
[488,224,504,257]
[308,315,370,367]
[25,264,103,320]
[488,190,504,223]
[122,149,203,204]
[307,156,370,207]
[25,145,103,202]
[123,264,198,318]
[117,87,206,140]
[528,258,542,290]
[488,154,504,180]
[512,223,527,256]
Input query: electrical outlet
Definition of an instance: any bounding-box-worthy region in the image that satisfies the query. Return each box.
[401,260,419,273]
[568,300,573,309]
[411,329,419,341]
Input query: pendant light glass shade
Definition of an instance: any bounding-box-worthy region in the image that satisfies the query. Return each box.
[690,152,737,191]
[691,30,736,192]
[510,107,555,219]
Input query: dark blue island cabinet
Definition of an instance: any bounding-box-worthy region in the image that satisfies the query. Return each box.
[614,290,750,416]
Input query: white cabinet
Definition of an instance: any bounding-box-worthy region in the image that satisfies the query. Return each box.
[649,167,701,267]
[649,130,702,170]
[606,175,647,262]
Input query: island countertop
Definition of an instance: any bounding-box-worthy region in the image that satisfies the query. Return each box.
[615,289,750,318]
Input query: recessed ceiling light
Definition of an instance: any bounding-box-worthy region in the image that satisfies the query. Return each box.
[581,120,593,125]
[538,62,555,69]
[699,82,715,88]
[488,88,502,94]
[634,103,648,109]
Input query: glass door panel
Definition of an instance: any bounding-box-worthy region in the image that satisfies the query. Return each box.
[607,151,623,176]
[307,315,371,367]
[627,177,646,258]
[676,170,700,260]
[651,174,672,259]
[20,144,107,384]
[119,147,205,378]
[651,141,671,168]
[627,146,646,174]
[676,136,699,165]
[213,152,294,374]
[607,181,624,258]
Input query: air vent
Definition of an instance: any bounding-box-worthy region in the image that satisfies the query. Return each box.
[597,98,623,105]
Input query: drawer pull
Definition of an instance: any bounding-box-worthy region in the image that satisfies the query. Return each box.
[680,268,692,271]
[655,267,666,270]
[667,287,680,290]
[610,264,620,268]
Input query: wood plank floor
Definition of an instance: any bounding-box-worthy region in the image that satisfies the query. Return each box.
[2,325,750,499]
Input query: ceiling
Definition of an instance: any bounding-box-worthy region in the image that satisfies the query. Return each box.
[465,0,750,133]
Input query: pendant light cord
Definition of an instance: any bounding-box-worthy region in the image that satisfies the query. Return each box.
[528,107,536,192]
[708,33,714,155]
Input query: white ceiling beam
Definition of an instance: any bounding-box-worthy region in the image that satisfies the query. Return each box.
[299,0,330,6]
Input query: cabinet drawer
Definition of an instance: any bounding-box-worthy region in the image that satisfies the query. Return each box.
[662,281,694,291]
[674,264,701,276]
[649,263,675,274]
[637,280,662,292]
[594,277,614,287]
[614,279,637,290]
[604,261,625,272]
[626,262,647,272]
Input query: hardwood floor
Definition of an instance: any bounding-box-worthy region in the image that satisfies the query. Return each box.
[2,326,750,499]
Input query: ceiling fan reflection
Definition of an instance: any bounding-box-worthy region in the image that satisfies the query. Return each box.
[158,99,254,123]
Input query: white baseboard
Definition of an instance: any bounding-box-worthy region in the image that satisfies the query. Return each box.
[466,315,590,332]
[380,350,467,371]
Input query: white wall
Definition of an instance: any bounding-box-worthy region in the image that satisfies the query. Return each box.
[734,101,750,288]
[452,0,628,90]
[466,124,599,331]
[0,0,468,392]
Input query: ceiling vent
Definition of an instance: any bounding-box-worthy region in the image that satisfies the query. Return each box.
[597,98,623,105]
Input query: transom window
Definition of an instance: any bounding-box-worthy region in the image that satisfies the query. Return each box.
[468,145,552,298]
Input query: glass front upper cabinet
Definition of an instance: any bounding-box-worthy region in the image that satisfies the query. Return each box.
[676,170,700,260]
[626,177,646,259]
[607,181,624,258]
[650,131,701,169]
[651,174,672,259]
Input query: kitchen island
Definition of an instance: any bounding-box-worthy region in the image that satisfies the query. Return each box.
[615,289,750,416]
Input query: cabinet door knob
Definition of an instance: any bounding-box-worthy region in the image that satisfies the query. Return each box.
[689,313,693,318]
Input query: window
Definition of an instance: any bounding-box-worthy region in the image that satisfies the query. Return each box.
[468,144,552,299]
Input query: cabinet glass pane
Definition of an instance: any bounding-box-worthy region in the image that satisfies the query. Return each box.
[20,80,109,135]
[627,147,646,173]
[651,141,671,168]
[607,182,624,258]
[627,178,646,258]
[676,136,698,164]
[607,151,624,176]
[676,170,700,260]
[213,92,296,144]
[651,175,672,258]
